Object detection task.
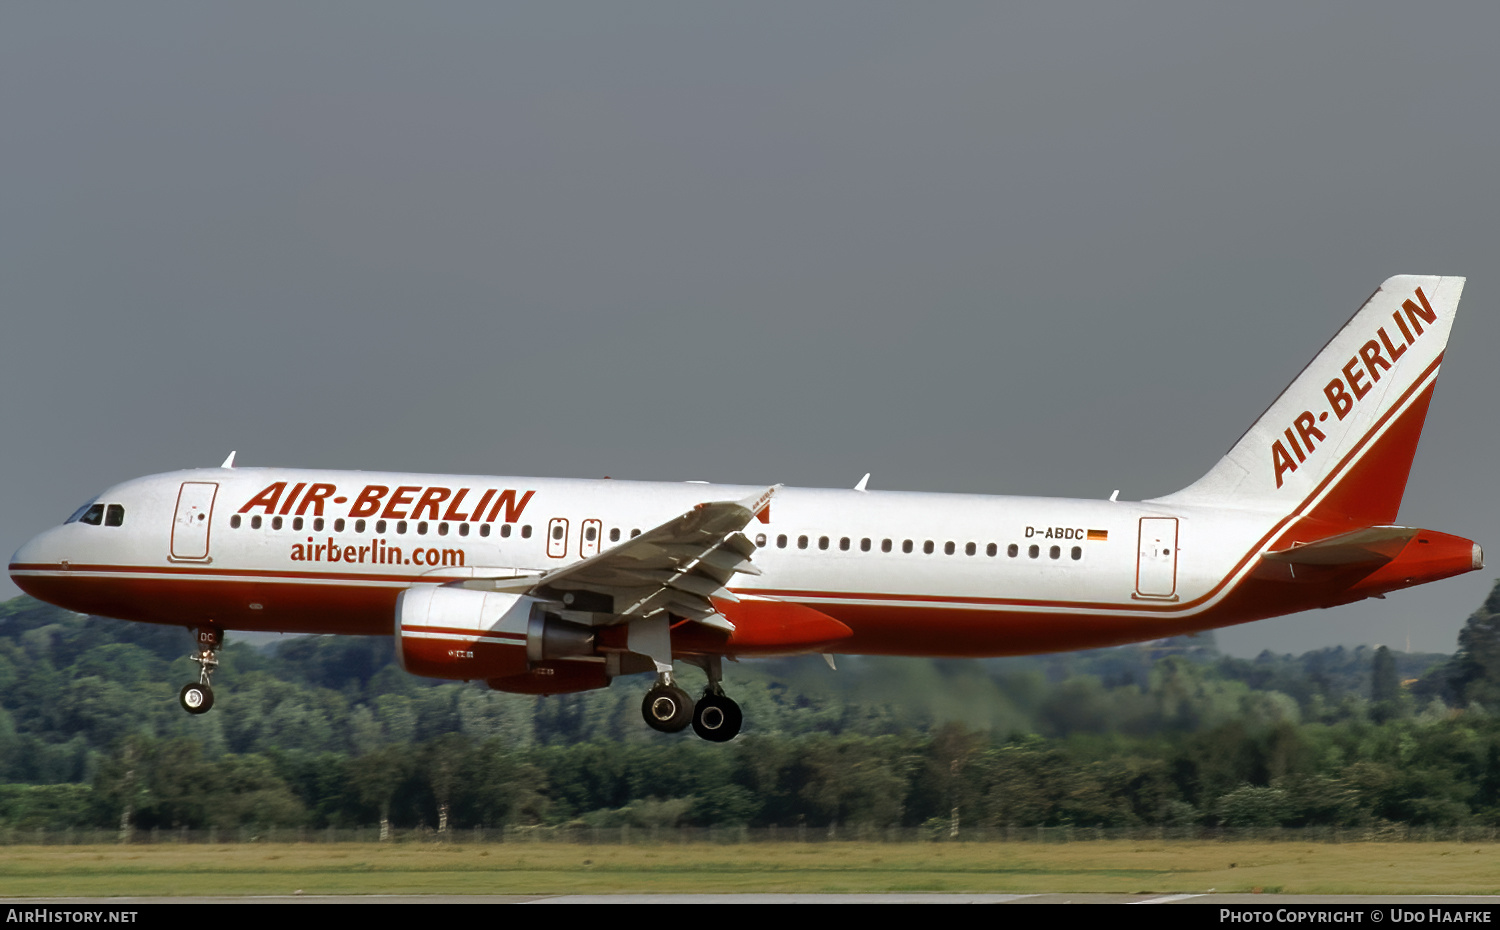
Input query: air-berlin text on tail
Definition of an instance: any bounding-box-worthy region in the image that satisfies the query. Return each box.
[237,482,537,523]
[1271,287,1437,489]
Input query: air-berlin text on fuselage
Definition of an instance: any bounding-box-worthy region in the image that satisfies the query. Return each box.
[1271,287,1437,489]
[237,482,536,523]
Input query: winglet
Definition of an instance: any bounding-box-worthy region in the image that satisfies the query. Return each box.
[854,473,870,492]
[220,451,237,469]
[739,485,780,520]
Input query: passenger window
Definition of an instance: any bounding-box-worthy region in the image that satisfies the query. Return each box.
[1008,543,1019,557]
[552,524,564,540]
[756,533,767,547]
[376,520,387,533]
[610,528,621,542]
[1050,545,1060,560]
[882,539,892,553]
[1071,546,1082,560]
[397,521,408,534]
[839,537,850,551]
[631,529,641,538]
[965,542,976,556]
[480,524,491,537]
[923,540,935,554]
[1028,545,1039,559]
[818,536,829,550]
[860,538,871,552]
[777,534,788,548]
[903,539,913,553]
[798,535,809,550]
[292,517,303,531]
[315,517,326,532]
[272,516,283,530]
[500,524,511,538]
[355,519,366,533]
[251,516,263,530]
[230,514,242,529]
[459,523,470,537]
[522,525,533,539]
[333,519,344,532]
[986,543,997,557]
[438,522,449,536]
[417,521,428,535]
[943,541,955,555]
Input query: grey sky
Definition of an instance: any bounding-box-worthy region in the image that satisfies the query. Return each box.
[4,4,1498,657]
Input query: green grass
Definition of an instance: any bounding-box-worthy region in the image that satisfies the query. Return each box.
[2,841,1499,897]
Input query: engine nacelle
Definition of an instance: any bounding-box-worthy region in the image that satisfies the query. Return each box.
[396,585,536,681]
[487,661,611,695]
[396,584,603,683]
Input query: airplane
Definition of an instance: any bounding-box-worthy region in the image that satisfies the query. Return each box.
[8,275,1481,741]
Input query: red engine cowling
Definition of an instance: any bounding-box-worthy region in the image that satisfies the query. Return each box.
[395,585,609,694]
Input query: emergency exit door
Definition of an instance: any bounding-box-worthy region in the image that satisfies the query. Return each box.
[547,517,570,559]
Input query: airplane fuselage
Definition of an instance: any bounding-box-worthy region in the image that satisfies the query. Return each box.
[9,465,1477,659]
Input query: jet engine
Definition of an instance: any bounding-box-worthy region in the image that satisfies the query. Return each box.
[395,585,604,692]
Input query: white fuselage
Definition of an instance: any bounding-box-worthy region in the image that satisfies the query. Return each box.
[10,465,1310,657]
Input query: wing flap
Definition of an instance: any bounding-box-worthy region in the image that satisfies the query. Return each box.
[509,486,779,627]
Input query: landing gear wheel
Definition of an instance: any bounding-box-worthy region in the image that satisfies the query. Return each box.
[642,685,694,733]
[692,693,742,742]
[181,625,223,715]
[180,682,214,714]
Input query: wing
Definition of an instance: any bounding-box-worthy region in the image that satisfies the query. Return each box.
[466,485,777,633]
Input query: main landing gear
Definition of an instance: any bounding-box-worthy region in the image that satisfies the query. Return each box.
[640,656,743,742]
[691,690,743,743]
[179,625,222,715]
[642,677,694,733]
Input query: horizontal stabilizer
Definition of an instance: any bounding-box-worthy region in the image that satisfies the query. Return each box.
[1261,526,1419,567]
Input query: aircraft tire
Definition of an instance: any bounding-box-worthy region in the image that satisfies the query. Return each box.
[641,685,694,733]
[691,693,742,742]
[180,682,214,715]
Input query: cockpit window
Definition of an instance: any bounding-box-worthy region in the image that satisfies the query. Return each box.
[77,504,105,526]
[67,500,126,527]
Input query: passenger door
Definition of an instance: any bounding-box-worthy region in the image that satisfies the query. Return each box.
[171,482,219,560]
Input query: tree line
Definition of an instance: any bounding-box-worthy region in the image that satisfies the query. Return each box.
[2,585,1499,834]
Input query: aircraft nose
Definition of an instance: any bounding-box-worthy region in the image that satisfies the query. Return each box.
[12,527,55,566]
[9,527,65,596]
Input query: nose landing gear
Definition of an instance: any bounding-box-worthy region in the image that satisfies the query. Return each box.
[179,625,222,715]
[179,681,213,713]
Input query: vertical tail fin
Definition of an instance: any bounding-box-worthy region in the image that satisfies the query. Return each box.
[1153,275,1464,527]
